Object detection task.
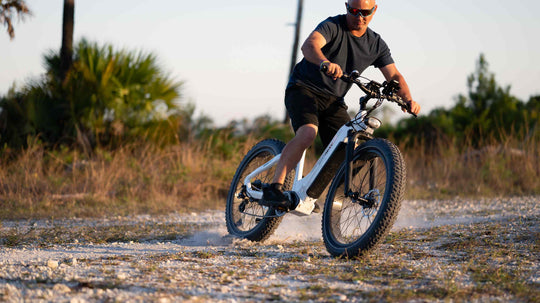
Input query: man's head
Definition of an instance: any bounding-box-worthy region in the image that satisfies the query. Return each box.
[345,0,377,36]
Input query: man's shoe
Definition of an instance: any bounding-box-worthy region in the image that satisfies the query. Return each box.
[312,202,321,213]
[260,183,293,211]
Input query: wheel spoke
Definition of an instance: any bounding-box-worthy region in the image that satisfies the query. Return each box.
[230,151,275,231]
[328,152,387,245]
[322,139,405,257]
[226,140,293,242]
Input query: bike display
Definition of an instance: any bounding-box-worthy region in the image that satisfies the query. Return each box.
[225,68,416,258]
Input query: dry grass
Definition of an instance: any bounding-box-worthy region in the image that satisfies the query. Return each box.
[0,133,538,220]
[0,138,256,219]
[403,135,539,199]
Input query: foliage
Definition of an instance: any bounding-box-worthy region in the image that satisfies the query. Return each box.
[0,39,186,150]
[376,54,539,150]
[196,115,294,160]
[1,51,538,208]
[0,0,31,40]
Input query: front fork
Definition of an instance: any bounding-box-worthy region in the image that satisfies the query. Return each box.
[344,130,361,198]
[344,130,374,206]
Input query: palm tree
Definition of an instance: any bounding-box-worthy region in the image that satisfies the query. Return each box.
[43,39,184,148]
[0,0,31,40]
[1,39,184,149]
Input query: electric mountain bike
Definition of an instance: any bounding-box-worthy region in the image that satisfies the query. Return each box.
[225,68,417,258]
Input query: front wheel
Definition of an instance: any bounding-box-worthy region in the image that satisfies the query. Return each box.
[225,139,293,242]
[322,138,406,258]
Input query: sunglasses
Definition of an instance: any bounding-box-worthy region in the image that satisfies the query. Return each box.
[345,3,376,18]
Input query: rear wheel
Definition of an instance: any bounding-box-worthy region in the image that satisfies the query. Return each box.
[225,139,293,242]
[322,138,406,258]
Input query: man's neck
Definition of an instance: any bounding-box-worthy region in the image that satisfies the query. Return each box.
[350,29,367,37]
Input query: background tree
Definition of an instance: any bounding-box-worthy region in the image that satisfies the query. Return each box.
[376,54,537,149]
[0,0,31,40]
[0,39,185,150]
[451,54,523,140]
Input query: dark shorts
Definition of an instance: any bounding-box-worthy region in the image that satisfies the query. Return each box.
[285,84,350,147]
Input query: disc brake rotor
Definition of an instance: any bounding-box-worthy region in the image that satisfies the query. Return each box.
[360,189,381,217]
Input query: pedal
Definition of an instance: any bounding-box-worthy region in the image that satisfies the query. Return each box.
[290,197,317,216]
[259,189,297,212]
[283,191,300,211]
[251,180,263,191]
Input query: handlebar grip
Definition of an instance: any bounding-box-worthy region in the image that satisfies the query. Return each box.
[321,64,352,82]
[402,102,417,118]
[391,95,417,118]
[408,109,418,118]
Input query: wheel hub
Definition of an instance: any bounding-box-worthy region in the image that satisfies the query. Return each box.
[349,189,381,208]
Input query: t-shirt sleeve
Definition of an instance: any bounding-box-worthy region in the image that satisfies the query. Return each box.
[314,17,338,42]
[372,38,394,68]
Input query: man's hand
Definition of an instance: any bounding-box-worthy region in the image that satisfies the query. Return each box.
[379,64,420,115]
[407,99,421,115]
[321,61,343,80]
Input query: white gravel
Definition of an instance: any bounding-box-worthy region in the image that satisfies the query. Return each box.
[1,196,538,302]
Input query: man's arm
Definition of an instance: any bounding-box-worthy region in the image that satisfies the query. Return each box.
[301,31,343,80]
[380,63,421,114]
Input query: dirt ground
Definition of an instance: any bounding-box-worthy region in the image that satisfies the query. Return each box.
[1,196,538,302]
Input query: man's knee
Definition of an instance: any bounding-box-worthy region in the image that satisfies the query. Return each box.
[295,124,318,147]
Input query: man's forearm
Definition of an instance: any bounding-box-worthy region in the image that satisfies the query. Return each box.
[390,73,413,102]
[301,41,327,66]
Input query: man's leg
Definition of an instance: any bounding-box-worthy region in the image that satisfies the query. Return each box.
[272,124,318,184]
[260,124,317,210]
[261,84,319,209]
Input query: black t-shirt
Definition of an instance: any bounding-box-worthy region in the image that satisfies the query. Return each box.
[287,15,394,98]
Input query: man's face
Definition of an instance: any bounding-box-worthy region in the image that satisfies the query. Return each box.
[345,0,377,33]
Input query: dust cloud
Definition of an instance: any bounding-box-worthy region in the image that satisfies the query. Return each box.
[179,199,489,247]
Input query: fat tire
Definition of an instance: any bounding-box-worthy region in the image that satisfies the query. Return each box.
[225,139,293,242]
[322,138,406,258]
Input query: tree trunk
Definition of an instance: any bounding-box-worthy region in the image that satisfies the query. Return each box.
[60,0,74,81]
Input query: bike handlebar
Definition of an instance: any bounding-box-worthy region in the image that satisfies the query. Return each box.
[320,66,417,117]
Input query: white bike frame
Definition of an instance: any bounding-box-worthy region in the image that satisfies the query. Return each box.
[242,111,372,216]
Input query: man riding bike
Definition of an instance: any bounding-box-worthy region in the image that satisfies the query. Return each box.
[261,0,421,210]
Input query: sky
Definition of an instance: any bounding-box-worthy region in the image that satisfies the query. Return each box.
[1,0,539,126]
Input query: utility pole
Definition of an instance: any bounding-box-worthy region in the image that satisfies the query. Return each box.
[60,0,75,82]
[283,0,303,124]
